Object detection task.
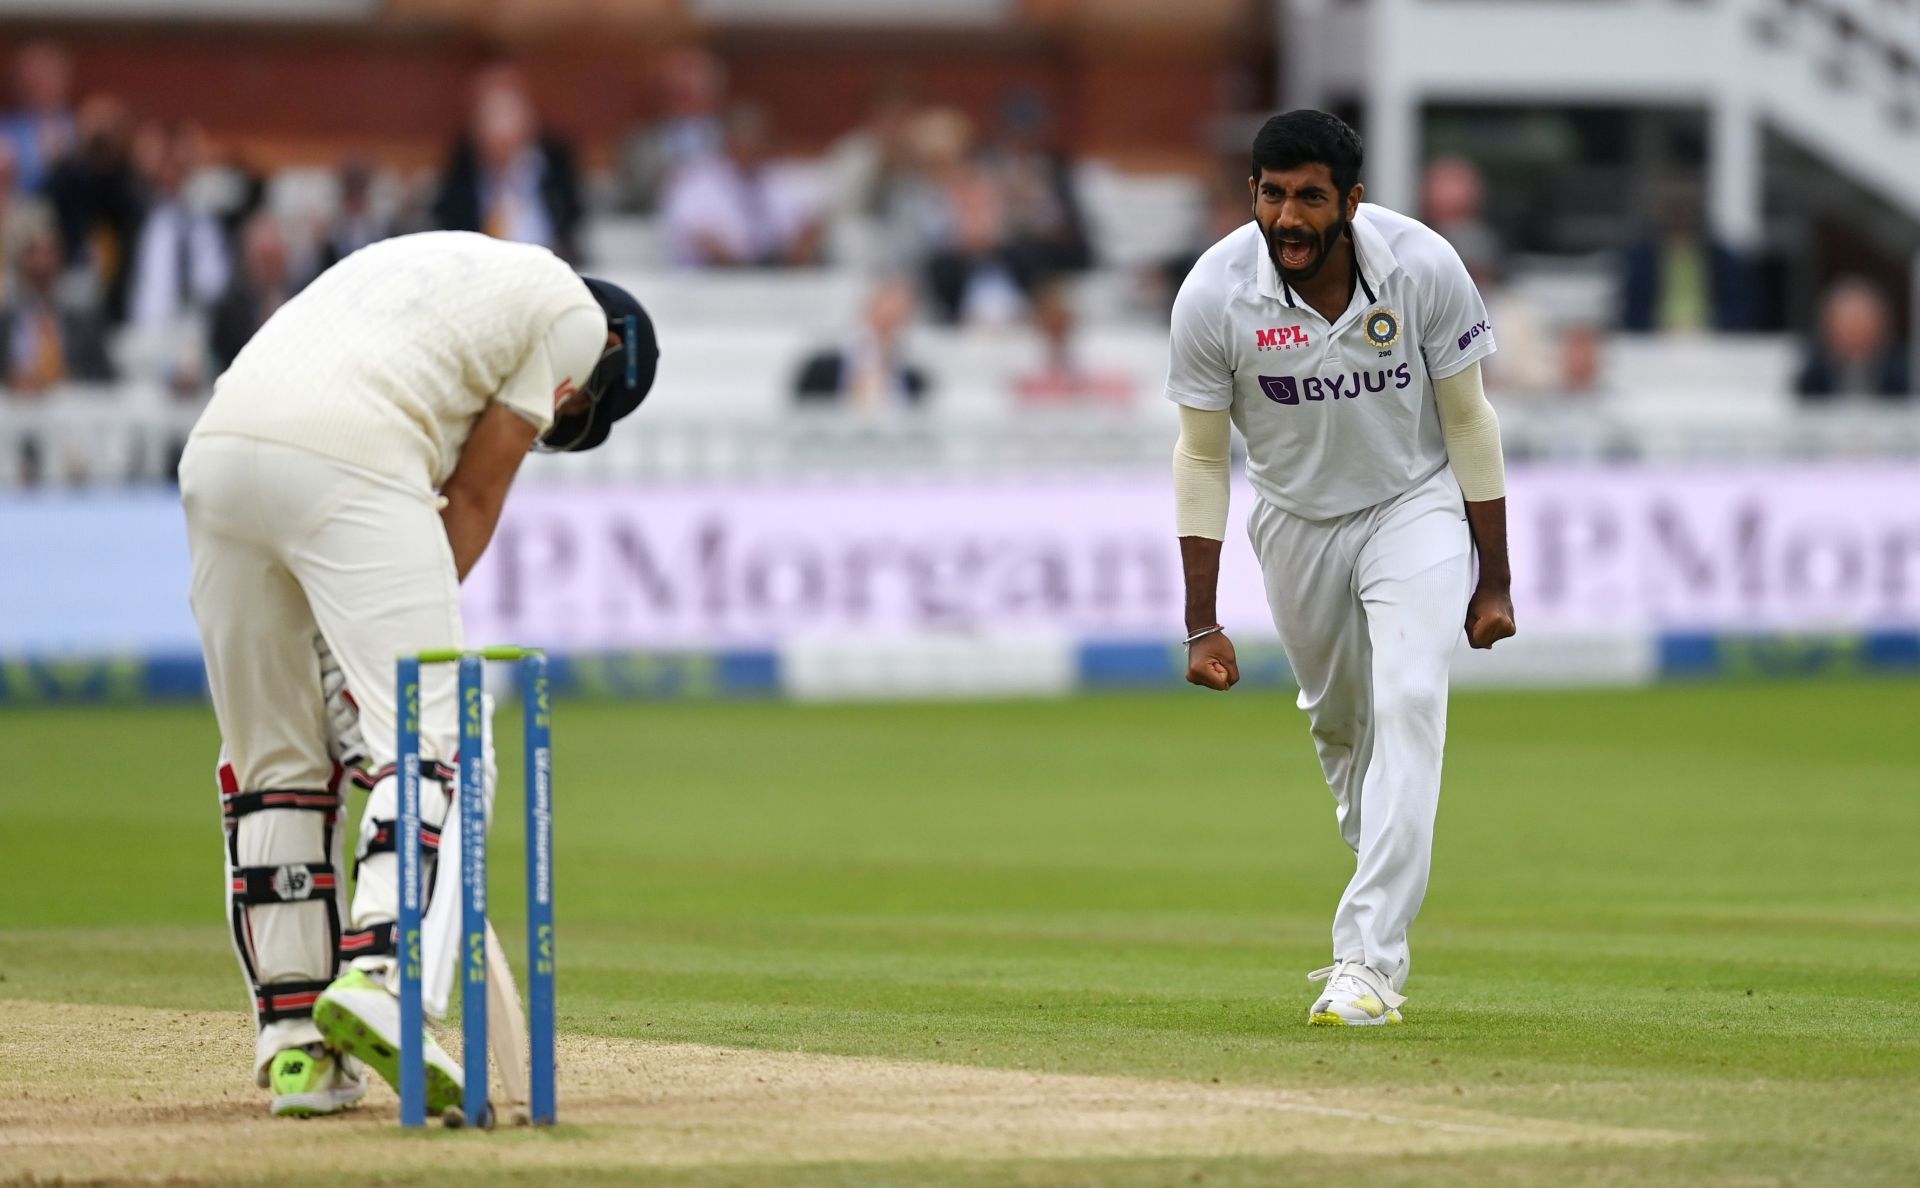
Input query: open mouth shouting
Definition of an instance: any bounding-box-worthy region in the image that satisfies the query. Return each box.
[1269,218,1345,282]
[1275,235,1318,273]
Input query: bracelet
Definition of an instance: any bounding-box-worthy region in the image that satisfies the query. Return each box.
[1184,623,1224,646]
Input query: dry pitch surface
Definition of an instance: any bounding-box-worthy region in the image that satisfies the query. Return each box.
[0,1002,1676,1183]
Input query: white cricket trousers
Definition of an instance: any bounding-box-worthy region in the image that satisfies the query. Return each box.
[1248,466,1472,992]
[179,433,462,1076]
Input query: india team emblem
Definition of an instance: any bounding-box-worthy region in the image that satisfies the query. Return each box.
[1363,308,1400,351]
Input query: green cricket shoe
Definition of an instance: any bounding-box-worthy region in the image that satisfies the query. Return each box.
[269,1043,366,1117]
[313,967,464,1116]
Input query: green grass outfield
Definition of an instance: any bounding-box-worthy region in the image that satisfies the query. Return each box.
[3,680,1918,1185]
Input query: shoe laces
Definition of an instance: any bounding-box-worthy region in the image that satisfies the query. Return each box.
[1307,960,1380,996]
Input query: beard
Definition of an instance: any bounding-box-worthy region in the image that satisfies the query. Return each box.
[1268,216,1349,285]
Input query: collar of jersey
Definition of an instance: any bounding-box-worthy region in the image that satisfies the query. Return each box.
[1254,203,1401,313]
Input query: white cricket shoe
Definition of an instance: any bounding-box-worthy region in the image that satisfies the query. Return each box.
[1307,960,1406,1026]
[313,967,464,1114]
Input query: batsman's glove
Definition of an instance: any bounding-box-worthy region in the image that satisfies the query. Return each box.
[316,633,373,777]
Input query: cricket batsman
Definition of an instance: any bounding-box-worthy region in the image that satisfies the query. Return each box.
[179,231,657,1115]
[1169,111,1515,1025]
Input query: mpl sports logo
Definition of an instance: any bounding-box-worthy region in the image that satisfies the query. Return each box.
[1260,364,1412,405]
[1254,325,1310,351]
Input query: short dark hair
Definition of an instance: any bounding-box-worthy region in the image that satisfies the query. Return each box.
[1251,110,1364,197]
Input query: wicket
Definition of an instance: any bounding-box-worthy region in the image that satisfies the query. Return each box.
[394,646,555,1129]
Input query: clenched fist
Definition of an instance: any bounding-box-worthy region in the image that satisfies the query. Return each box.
[1464,586,1517,650]
[1185,631,1240,691]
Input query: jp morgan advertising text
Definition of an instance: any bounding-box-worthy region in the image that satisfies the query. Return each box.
[4,465,1914,655]
[460,466,1920,648]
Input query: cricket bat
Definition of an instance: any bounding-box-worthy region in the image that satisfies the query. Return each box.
[485,922,531,1105]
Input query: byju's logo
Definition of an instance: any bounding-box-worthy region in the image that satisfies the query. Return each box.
[1255,325,1310,351]
[1260,364,1412,405]
[1456,320,1491,352]
[1260,376,1301,404]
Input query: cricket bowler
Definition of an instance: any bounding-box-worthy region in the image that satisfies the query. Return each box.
[1169,111,1515,1025]
[179,231,657,1115]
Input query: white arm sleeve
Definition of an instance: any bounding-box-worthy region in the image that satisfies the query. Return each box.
[495,303,608,435]
[1173,403,1232,540]
[1433,361,1506,502]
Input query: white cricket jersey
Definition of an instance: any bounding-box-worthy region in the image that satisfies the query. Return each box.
[1165,204,1496,520]
[191,232,605,490]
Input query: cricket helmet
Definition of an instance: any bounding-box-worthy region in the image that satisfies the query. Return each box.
[538,276,659,453]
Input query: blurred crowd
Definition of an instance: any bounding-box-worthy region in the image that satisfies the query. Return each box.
[620,53,1091,317]
[0,40,1131,452]
[619,51,1122,409]
[0,48,589,411]
[0,39,1912,485]
[1413,154,1911,404]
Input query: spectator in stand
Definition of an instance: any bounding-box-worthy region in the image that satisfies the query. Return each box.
[1,221,112,487]
[1,41,76,195]
[1794,277,1911,402]
[126,121,229,325]
[1421,157,1502,281]
[1012,280,1132,405]
[120,121,229,389]
[211,214,300,372]
[1619,180,1753,333]
[320,156,391,268]
[43,93,140,321]
[662,102,824,268]
[0,144,53,286]
[822,77,919,268]
[1559,322,1606,397]
[894,108,1023,325]
[826,77,917,224]
[433,66,584,260]
[793,277,928,407]
[987,91,1091,290]
[1,223,113,391]
[193,127,268,242]
[617,47,728,215]
[1419,156,1567,395]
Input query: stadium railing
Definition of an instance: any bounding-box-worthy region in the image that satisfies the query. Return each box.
[3,384,1917,490]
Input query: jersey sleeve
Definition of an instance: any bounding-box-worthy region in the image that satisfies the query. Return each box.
[1164,270,1235,411]
[495,302,606,435]
[1416,235,1497,380]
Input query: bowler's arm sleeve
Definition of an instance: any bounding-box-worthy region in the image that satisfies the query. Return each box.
[1172,403,1232,540]
[495,303,608,436]
[1164,273,1235,411]
[1433,361,1506,502]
